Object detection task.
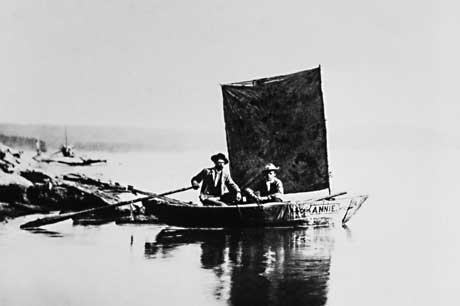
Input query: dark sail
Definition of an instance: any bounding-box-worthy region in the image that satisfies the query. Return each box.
[221,67,329,193]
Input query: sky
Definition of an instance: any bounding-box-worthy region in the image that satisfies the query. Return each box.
[0,2,457,302]
[0,0,448,140]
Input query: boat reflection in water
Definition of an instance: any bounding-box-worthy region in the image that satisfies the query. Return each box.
[145,226,340,306]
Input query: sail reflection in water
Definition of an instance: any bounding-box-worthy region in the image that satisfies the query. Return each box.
[145,227,337,306]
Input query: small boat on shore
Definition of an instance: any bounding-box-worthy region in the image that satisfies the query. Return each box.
[33,130,107,166]
[33,154,107,166]
[33,145,106,166]
[144,67,369,228]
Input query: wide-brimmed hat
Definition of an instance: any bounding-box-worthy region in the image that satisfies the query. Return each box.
[264,163,280,172]
[211,153,229,164]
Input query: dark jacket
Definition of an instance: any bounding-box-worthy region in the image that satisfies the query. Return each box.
[254,177,284,200]
[191,167,240,197]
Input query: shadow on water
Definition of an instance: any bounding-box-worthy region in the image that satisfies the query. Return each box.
[23,227,64,238]
[145,226,341,306]
[21,220,115,238]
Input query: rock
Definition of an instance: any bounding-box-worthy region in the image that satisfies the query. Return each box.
[115,215,160,225]
[0,202,35,222]
[20,169,56,184]
[0,172,33,187]
[62,173,126,191]
[0,143,23,173]
[0,142,139,222]
[8,202,50,213]
[0,173,33,203]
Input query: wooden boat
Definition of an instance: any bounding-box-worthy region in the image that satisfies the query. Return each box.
[144,67,368,228]
[144,194,368,228]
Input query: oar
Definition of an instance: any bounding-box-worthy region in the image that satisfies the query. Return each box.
[310,191,347,202]
[127,185,155,196]
[20,186,194,229]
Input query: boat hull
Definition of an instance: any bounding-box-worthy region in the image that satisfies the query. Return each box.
[143,195,368,228]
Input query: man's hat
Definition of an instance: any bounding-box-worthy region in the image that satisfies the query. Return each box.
[211,153,229,164]
[264,163,280,172]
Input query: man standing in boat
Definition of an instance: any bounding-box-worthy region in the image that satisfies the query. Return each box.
[191,153,242,206]
[244,163,284,203]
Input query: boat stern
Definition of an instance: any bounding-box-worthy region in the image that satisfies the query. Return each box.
[341,195,369,225]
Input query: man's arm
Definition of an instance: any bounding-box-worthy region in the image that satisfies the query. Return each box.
[225,174,240,193]
[268,180,284,200]
[191,169,206,189]
[260,180,284,201]
[224,172,241,200]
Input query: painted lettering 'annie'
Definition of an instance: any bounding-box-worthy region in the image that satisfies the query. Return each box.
[310,204,336,214]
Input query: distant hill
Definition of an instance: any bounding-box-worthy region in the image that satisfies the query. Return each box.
[0,123,224,152]
[1,122,452,153]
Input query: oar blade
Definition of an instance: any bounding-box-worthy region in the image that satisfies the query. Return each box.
[20,214,73,229]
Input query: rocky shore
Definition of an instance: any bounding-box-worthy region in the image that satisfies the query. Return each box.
[0,142,141,223]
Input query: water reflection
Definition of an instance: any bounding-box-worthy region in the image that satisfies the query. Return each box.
[23,227,64,238]
[146,227,338,306]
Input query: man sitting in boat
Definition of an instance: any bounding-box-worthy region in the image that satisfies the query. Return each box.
[244,163,284,203]
[191,153,242,206]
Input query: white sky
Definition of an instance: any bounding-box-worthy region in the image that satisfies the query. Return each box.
[0,0,447,134]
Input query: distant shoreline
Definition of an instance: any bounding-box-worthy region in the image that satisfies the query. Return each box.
[0,123,225,153]
[0,134,47,152]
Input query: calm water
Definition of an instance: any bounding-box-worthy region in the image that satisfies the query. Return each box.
[0,148,456,305]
